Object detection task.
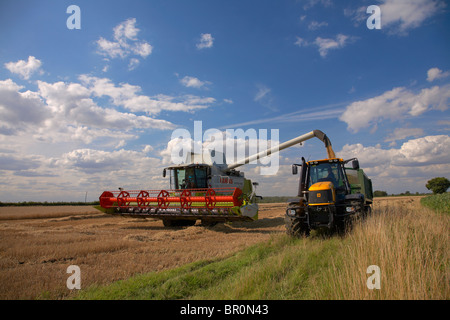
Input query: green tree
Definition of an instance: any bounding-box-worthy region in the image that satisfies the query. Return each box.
[374,190,388,197]
[426,177,450,194]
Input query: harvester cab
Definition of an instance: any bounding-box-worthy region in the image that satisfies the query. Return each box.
[286,148,373,236]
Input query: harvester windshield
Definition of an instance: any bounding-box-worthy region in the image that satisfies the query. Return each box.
[169,165,209,189]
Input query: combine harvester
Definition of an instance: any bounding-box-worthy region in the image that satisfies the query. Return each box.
[99,130,371,230]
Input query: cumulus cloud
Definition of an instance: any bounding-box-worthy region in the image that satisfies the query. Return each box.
[384,127,424,143]
[0,153,42,171]
[294,37,308,47]
[37,79,176,133]
[196,33,214,49]
[294,34,356,57]
[0,76,183,147]
[4,56,43,80]
[380,0,446,34]
[57,148,158,174]
[96,18,152,69]
[346,0,446,35]
[427,67,450,82]
[314,34,354,57]
[80,75,215,115]
[128,58,140,71]
[340,84,450,132]
[338,135,450,192]
[0,79,49,135]
[180,76,210,89]
[341,135,450,168]
[308,20,328,30]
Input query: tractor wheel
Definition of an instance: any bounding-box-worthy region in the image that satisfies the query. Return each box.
[364,205,372,218]
[285,215,310,238]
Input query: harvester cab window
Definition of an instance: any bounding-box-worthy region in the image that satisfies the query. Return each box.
[176,169,186,189]
[194,168,208,189]
[174,166,209,189]
[183,168,196,189]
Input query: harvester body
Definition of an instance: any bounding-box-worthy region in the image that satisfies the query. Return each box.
[99,150,259,226]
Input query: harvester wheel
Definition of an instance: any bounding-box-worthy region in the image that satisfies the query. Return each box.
[285,216,310,238]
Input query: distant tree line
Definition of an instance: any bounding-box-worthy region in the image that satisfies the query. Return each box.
[0,201,100,207]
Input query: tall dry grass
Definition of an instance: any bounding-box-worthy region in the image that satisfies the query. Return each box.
[319,198,449,299]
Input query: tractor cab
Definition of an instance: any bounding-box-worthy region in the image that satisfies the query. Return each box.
[306,159,349,204]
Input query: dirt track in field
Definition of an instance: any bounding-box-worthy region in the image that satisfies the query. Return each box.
[0,203,286,299]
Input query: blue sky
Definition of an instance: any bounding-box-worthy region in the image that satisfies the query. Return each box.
[0,0,449,201]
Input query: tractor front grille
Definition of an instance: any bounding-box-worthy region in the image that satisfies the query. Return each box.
[309,189,333,205]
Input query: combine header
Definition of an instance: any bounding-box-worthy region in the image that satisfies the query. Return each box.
[98,130,338,227]
[99,187,249,226]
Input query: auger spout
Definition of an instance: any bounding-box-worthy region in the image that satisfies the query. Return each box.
[225,129,336,171]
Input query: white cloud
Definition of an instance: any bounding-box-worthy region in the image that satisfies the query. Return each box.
[294,34,355,57]
[0,152,42,171]
[4,56,43,80]
[142,145,153,153]
[96,38,125,58]
[180,76,210,89]
[384,127,424,142]
[346,0,446,35]
[128,58,140,71]
[338,135,450,193]
[220,102,345,129]
[340,84,450,132]
[196,33,214,49]
[308,20,328,30]
[427,67,450,82]
[0,77,178,148]
[0,79,49,135]
[80,75,215,115]
[303,0,332,10]
[254,84,278,112]
[96,18,152,68]
[132,42,152,57]
[314,34,352,57]
[254,85,271,102]
[379,0,446,34]
[57,148,150,173]
[37,79,176,132]
[294,37,308,47]
[113,17,140,41]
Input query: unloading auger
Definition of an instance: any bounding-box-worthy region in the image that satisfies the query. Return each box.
[98,130,335,227]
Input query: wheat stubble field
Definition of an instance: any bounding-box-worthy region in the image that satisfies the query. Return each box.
[0,197,448,299]
[0,203,286,299]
